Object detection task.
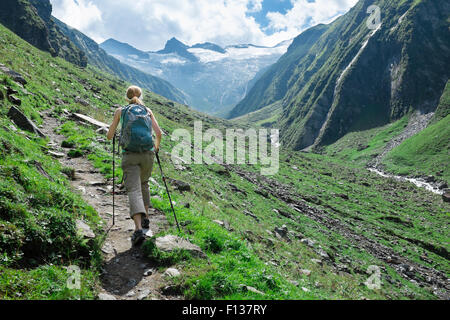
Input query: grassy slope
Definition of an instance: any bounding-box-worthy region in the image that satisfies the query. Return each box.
[1,20,448,301]
[324,80,449,184]
[383,115,450,183]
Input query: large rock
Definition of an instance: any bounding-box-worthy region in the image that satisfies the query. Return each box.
[98,293,116,300]
[168,179,191,192]
[155,235,206,258]
[443,189,450,203]
[163,268,181,278]
[274,225,290,241]
[7,106,45,137]
[7,94,21,106]
[75,96,90,107]
[76,220,95,239]
[72,113,109,128]
[0,64,27,85]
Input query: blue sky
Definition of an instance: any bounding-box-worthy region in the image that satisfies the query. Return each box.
[50,0,358,51]
[247,0,294,31]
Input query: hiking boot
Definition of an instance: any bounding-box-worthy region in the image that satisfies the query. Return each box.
[141,214,150,229]
[131,229,145,247]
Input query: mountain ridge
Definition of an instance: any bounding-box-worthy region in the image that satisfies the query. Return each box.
[55,23,187,104]
[100,37,291,115]
[231,0,450,151]
[0,0,87,67]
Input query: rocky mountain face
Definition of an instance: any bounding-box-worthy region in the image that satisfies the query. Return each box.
[53,18,187,104]
[100,38,291,116]
[229,23,330,119]
[231,0,450,151]
[156,37,199,62]
[0,0,87,67]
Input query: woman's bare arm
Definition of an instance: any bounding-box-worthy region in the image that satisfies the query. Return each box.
[107,108,121,140]
[149,109,162,152]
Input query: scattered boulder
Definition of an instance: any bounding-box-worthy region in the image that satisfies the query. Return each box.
[149,177,161,188]
[155,235,206,258]
[143,268,154,277]
[75,96,90,107]
[7,106,45,137]
[6,87,18,95]
[316,248,330,259]
[163,268,181,278]
[300,269,312,276]
[137,289,151,300]
[88,181,106,186]
[301,238,316,248]
[229,183,247,195]
[357,144,369,151]
[241,285,264,296]
[169,179,191,192]
[274,225,290,241]
[55,98,66,105]
[290,280,299,287]
[96,127,108,135]
[437,182,448,190]
[72,113,109,128]
[214,167,231,177]
[61,140,75,148]
[25,160,52,181]
[48,150,65,158]
[213,220,233,231]
[0,65,27,85]
[213,220,225,227]
[76,220,95,239]
[243,210,259,222]
[101,242,114,254]
[125,290,135,298]
[98,293,116,300]
[337,194,349,200]
[273,208,294,220]
[174,163,186,171]
[7,93,23,105]
[255,188,269,198]
[442,189,450,203]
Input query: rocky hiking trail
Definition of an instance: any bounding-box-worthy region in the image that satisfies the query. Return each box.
[39,108,185,301]
[35,107,448,300]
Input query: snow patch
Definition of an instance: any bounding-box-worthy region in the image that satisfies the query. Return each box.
[161,57,186,65]
[188,41,291,63]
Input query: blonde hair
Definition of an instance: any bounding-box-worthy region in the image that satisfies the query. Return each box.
[126,85,144,105]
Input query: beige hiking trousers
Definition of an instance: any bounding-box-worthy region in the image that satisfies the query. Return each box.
[121,150,155,218]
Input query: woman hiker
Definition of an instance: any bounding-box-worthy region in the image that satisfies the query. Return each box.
[107,85,162,246]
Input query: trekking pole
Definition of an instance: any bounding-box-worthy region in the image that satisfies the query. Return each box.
[155,151,181,233]
[112,134,116,226]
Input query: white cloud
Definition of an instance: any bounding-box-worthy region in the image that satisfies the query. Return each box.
[50,0,358,50]
[51,0,103,42]
[263,0,359,46]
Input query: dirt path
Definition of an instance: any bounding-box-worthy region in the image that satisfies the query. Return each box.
[40,110,181,300]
